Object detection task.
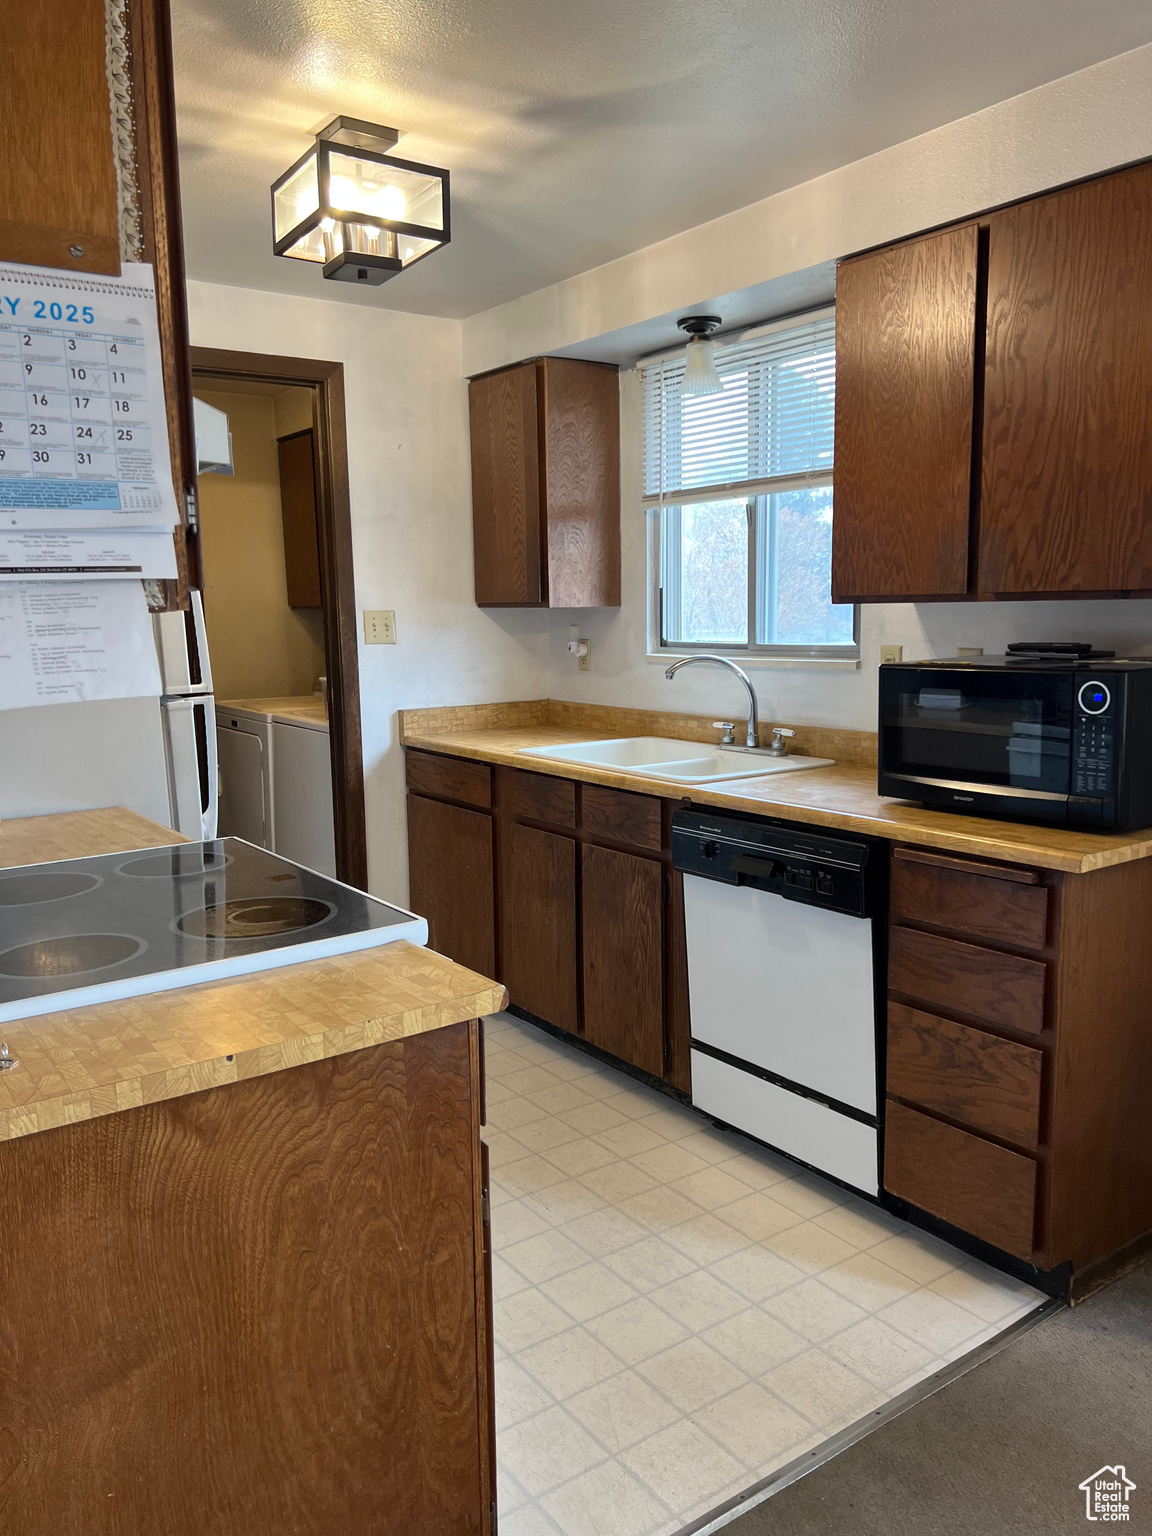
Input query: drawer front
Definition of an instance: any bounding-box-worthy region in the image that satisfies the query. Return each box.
[405,749,492,809]
[884,1099,1038,1258]
[892,849,1048,951]
[508,768,577,828]
[889,925,1046,1035]
[887,1003,1043,1148]
[581,784,663,852]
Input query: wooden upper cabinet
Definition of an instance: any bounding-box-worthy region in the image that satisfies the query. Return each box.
[278,430,322,608]
[832,226,978,601]
[469,357,621,607]
[0,0,120,275]
[979,162,1152,595]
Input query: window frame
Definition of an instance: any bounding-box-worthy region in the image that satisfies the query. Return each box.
[642,306,859,667]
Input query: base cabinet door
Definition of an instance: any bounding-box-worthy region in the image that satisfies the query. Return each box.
[581,842,664,1076]
[502,822,579,1033]
[406,793,495,977]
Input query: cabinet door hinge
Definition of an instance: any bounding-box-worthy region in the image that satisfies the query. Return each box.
[184,488,199,531]
[490,1499,498,1535]
[482,1187,491,1229]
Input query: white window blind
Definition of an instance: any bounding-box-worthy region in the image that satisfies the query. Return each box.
[641,310,836,505]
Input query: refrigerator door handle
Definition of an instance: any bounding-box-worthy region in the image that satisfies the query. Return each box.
[196,695,219,840]
[152,589,213,696]
[188,588,214,695]
[162,695,218,841]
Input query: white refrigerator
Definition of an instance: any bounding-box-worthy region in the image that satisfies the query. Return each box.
[0,590,217,840]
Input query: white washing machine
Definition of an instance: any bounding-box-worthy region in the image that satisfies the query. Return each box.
[216,699,336,878]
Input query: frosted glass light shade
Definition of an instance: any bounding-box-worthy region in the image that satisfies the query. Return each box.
[681,336,724,397]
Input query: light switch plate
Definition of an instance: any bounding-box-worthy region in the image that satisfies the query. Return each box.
[879,644,902,664]
[364,609,396,644]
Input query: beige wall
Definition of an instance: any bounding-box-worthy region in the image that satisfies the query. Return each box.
[195,387,326,702]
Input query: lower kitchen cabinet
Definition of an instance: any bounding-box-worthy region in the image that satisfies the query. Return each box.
[406,792,495,978]
[581,842,665,1077]
[502,820,579,1034]
[404,750,688,1089]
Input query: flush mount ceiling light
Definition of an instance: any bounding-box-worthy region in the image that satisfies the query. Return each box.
[678,315,724,397]
[271,116,450,286]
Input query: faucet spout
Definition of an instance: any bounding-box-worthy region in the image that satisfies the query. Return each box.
[664,654,760,748]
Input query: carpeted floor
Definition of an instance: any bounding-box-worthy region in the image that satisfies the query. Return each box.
[720,1257,1152,1536]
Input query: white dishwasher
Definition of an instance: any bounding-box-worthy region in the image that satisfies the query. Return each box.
[672,808,885,1196]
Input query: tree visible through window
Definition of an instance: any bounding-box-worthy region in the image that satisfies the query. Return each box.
[643,310,855,656]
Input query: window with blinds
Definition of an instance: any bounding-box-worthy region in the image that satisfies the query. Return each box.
[641,307,855,656]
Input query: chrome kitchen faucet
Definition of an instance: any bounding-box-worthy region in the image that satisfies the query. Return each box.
[665,654,762,749]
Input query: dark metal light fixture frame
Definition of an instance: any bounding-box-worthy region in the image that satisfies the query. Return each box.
[271,116,451,286]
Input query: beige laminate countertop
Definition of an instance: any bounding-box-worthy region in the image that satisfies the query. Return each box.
[219,695,329,728]
[403,724,1152,875]
[0,808,186,869]
[0,807,506,1142]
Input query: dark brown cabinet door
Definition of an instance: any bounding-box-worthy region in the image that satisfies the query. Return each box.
[278,430,322,608]
[502,823,579,1033]
[980,163,1152,595]
[469,358,620,608]
[406,794,495,977]
[469,363,542,605]
[832,225,979,601]
[541,359,621,608]
[581,843,664,1076]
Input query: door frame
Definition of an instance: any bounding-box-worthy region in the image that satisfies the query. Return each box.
[190,346,367,889]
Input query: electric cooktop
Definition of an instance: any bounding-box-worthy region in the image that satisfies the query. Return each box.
[0,838,428,1025]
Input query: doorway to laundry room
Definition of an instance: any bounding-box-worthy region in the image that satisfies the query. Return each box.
[190,349,366,889]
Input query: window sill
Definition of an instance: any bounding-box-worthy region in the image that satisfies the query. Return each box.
[648,651,860,671]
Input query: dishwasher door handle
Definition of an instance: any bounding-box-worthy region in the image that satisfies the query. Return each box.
[730,854,779,881]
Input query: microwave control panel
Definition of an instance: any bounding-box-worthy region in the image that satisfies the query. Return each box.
[1072,679,1116,797]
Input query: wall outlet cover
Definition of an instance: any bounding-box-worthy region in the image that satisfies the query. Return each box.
[364,609,396,644]
[879,644,903,665]
[578,638,591,672]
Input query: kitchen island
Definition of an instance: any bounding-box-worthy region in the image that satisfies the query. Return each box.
[0,809,505,1536]
[400,700,1152,1302]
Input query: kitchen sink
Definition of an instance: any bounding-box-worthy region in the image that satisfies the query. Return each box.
[517,737,835,784]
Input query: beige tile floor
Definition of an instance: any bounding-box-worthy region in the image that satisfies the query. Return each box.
[484,1012,1045,1536]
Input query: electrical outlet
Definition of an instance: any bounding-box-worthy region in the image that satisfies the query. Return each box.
[363,609,396,644]
[879,644,903,665]
[578,638,591,672]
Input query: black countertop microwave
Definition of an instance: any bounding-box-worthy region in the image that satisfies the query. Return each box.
[878,656,1152,831]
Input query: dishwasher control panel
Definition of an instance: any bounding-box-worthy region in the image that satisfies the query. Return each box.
[671,807,881,918]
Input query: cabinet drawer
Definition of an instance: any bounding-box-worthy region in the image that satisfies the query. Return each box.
[507,769,576,828]
[582,785,662,852]
[884,1099,1038,1258]
[892,848,1048,952]
[405,750,492,809]
[889,926,1046,1035]
[887,1003,1043,1148]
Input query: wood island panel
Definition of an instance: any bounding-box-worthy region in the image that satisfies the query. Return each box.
[0,1024,491,1536]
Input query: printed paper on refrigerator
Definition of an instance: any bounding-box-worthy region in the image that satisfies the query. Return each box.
[0,581,161,710]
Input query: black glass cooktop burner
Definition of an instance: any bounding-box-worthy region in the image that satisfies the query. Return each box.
[0,838,424,1024]
[176,897,333,939]
[0,933,145,978]
[0,869,102,905]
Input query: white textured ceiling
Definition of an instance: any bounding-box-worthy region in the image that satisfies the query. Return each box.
[173,0,1151,320]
